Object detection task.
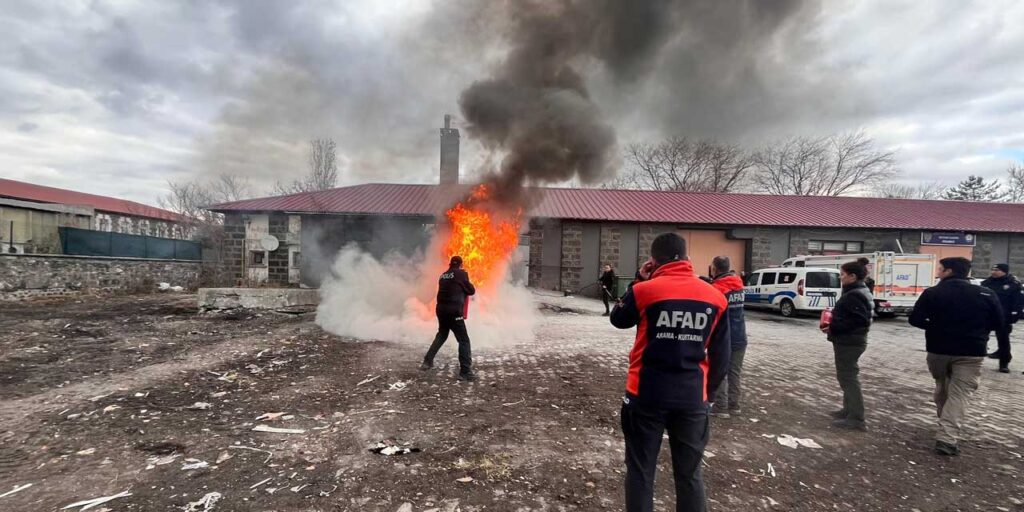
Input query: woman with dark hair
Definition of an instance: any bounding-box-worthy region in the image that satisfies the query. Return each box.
[821,261,873,430]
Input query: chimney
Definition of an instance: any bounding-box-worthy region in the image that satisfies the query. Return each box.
[439,114,459,185]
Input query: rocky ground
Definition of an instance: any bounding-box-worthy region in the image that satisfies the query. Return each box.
[0,291,1022,511]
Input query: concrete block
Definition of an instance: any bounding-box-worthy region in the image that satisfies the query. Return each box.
[198,287,320,310]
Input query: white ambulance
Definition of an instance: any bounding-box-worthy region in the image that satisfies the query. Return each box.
[781,252,936,317]
[743,267,842,317]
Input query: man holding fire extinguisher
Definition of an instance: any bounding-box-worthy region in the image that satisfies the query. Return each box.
[820,260,873,431]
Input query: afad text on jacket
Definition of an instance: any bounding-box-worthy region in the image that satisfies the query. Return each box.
[611,260,731,411]
[711,271,748,351]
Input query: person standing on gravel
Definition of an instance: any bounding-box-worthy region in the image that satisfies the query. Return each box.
[610,233,731,512]
[599,264,617,316]
[708,256,747,419]
[821,260,873,431]
[420,256,477,381]
[910,257,1007,456]
[981,263,1022,373]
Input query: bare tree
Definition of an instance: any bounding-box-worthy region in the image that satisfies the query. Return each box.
[275,138,339,194]
[159,173,254,242]
[1006,164,1024,203]
[752,131,898,196]
[872,181,944,200]
[609,137,753,192]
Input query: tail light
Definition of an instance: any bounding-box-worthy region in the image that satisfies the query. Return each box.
[797,279,805,296]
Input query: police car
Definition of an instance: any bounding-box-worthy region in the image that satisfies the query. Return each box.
[744,267,842,317]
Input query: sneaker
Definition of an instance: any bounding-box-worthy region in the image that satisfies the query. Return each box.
[987,352,1001,359]
[602,312,610,316]
[831,418,867,431]
[709,409,731,419]
[829,409,848,420]
[999,367,1010,374]
[728,407,742,416]
[457,372,477,382]
[935,440,960,456]
[419,361,433,371]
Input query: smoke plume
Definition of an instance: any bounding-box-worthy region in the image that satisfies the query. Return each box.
[316,244,536,346]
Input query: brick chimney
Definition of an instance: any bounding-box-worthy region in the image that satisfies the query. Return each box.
[439,114,459,185]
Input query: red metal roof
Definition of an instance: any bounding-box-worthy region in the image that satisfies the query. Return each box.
[209,183,1024,233]
[0,178,184,222]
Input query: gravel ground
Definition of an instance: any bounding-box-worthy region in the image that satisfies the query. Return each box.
[0,291,1021,511]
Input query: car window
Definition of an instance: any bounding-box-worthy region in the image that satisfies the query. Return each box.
[779,272,797,284]
[760,272,778,285]
[745,273,760,286]
[807,271,841,288]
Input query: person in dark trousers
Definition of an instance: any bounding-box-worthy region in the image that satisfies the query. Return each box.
[709,256,747,418]
[857,257,876,294]
[909,257,1007,456]
[420,256,477,381]
[610,233,731,512]
[982,263,1022,373]
[599,264,617,316]
[821,261,873,431]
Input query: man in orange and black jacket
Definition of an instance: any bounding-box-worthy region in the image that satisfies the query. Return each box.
[611,233,731,512]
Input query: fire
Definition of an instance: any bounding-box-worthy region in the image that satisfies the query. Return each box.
[442,185,521,289]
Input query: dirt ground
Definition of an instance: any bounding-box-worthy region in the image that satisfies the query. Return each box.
[1,292,1022,511]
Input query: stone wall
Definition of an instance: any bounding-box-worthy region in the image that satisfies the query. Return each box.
[268,213,291,285]
[0,254,201,301]
[599,224,621,271]
[560,221,584,292]
[1011,235,1024,273]
[222,214,246,283]
[527,221,544,287]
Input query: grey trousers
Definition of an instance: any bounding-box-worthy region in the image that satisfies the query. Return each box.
[714,348,746,410]
[833,344,866,422]
[926,353,983,446]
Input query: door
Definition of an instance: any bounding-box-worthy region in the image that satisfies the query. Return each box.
[744,272,762,305]
[758,271,779,304]
[676,229,748,278]
[919,245,973,268]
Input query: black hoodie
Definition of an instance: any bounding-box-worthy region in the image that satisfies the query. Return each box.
[436,266,476,318]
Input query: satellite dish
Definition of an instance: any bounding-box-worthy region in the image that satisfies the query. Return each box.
[259,235,280,251]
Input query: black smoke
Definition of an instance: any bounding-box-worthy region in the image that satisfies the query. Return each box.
[457,0,810,207]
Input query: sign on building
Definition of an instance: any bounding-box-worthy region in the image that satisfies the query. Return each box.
[921,231,976,246]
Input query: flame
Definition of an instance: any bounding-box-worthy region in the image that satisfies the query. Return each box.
[442,185,521,289]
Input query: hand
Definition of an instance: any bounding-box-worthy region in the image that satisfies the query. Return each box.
[819,325,830,334]
[639,258,656,280]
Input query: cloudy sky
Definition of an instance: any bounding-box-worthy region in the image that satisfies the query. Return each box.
[1,0,1022,206]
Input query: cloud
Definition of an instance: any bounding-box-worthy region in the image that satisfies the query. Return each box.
[0,0,1021,205]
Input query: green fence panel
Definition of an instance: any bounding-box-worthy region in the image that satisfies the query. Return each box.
[59,227,200,260]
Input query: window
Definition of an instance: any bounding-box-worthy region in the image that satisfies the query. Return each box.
[779,272,798,284]
[250,251,266,266]
[745,273,760,286]
[760,272,778,285]
[808,240,863,255]
[291,251,301,268]
[807,271,841,289]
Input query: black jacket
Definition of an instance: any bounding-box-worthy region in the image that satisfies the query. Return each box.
[436,266,476,318]
[981,274,1023,325]
[599,270,617,296]
[829,281,873,345]
[909,277,1006,357]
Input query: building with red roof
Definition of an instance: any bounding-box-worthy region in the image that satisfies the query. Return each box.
[208,182,1024,292]
[205,117,1024,290]
[1,178,189,254]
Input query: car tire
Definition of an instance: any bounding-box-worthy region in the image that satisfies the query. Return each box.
[779,299,795,317]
